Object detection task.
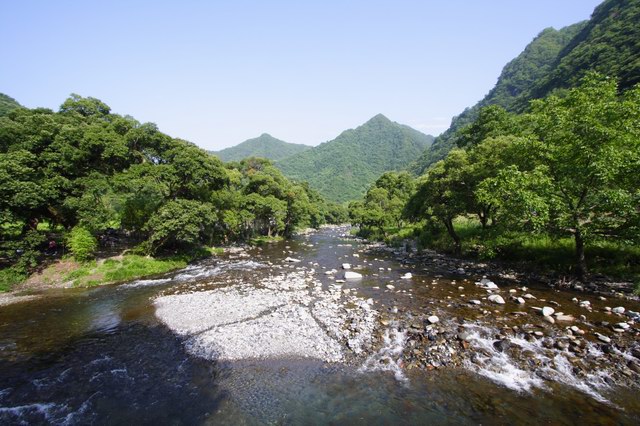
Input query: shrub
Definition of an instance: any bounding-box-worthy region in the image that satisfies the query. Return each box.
[67,226,97,262]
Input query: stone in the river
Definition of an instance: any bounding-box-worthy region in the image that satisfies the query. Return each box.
[401,273,412,279]
[344,271,362,280]
[523,294,536,299]
[612,306,625,314]
[386,284,395,290]
[488,295,505,305]
[555,315,575,322]
[542,315,556,324]
[616,322,630,330]
[342,263,351,270]
[493,339,511,352]
[541,306,555,317]
[427,315,440,324]
[285,257,301,263]
[515,297,526,304]
[595,333,611,343]
[469,300,481,305]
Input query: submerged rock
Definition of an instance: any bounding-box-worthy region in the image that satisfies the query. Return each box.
[401,273,412,279]
[345,271,363,280]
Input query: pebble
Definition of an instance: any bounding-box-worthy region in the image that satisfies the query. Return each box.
[468,300,481,305]
[284,257,301,263]
[542,315,555,324]
[612,307,625,314]
[541,307,555,317]
[595,333,611,343]
[342,263,351,270]
[386,284,395,290]
[488,295,505,305]
[344,271,362,279]
[427,315,440,324]
[523,294,536,299]
[555,315,575,322]
[515,297,525,304]
[401,273,413,279]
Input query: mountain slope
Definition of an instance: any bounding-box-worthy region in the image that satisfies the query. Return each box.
[276,114,434,203]
[412,0,640,175]
[410,23,584,175]
[0,93,22,116]
[212,133,311,162]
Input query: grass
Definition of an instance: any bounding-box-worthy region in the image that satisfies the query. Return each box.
[65,255,188,287]
[0,267,27,292]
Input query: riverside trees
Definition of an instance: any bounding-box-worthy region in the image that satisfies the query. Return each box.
[356,74,640,281]
[0,95,337,284]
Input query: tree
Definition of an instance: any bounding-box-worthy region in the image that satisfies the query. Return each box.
[404,150,469,255]
[481,73,640,279]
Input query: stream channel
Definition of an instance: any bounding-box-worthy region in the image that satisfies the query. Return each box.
[0,226,639,424]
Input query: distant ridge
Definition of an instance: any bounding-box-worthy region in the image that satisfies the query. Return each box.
[276,114,434,203]
[0,93,22,116]
[211,133,311,162]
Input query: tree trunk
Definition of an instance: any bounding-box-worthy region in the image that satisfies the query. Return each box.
[443,217,461,256]
[574,228,587,281]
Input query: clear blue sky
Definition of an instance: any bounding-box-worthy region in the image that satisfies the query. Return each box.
[1,0,602,150]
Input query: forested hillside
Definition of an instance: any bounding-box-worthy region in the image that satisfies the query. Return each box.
[277,114,433,203]
[412,0,640,174]
[0,95,343,289]
[212,133,311,162]
[0,93,21,116]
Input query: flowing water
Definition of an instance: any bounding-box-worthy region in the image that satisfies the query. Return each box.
[0,226,638,424]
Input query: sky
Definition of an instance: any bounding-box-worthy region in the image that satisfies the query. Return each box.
[1,0,603,150]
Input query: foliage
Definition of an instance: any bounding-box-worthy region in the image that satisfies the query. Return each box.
[0,93,22,117]
[212,133,311,162]
[398,74,640,281]
[277,114,433,203]
[67,226,98,262]
[0,94,336,281]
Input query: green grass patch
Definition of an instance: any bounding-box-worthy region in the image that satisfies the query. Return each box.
[0,267,27,292]
[67,254,189,287]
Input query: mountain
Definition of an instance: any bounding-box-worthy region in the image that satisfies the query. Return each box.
[276,114,434,203]
[0,93,22,116]
[211,133,311,162]
[411,0,640,175]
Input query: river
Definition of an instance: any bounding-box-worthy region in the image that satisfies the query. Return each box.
[0,226,638,424]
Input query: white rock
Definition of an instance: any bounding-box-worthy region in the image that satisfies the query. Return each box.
[386,284,395,290]
[523,294,536,299]
[612,306,625,314]
[616,322,630,330]
[427,315,440,324]
[488,295,505,305]
[541,307,555,317]
[284,257,301,263]
[401,273,412,279]
[344,271,362,280]
[515,297,525,304]
[469,300,481,305]
[595,333,611,343]
[342,263,351,270]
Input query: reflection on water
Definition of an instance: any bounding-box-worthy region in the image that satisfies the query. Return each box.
[0,226,638,424]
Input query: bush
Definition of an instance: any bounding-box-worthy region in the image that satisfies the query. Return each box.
[0,267,27,292]
[67,226,97,262]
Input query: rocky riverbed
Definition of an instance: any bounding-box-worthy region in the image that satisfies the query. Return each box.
[1,225,639,424]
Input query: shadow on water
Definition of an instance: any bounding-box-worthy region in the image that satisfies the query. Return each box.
[0,323,223,424]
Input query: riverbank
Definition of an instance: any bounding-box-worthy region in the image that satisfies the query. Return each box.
[0,248,224,305]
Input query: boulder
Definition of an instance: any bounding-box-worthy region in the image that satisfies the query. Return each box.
[488,295,505,305]
[344,271,362,280]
